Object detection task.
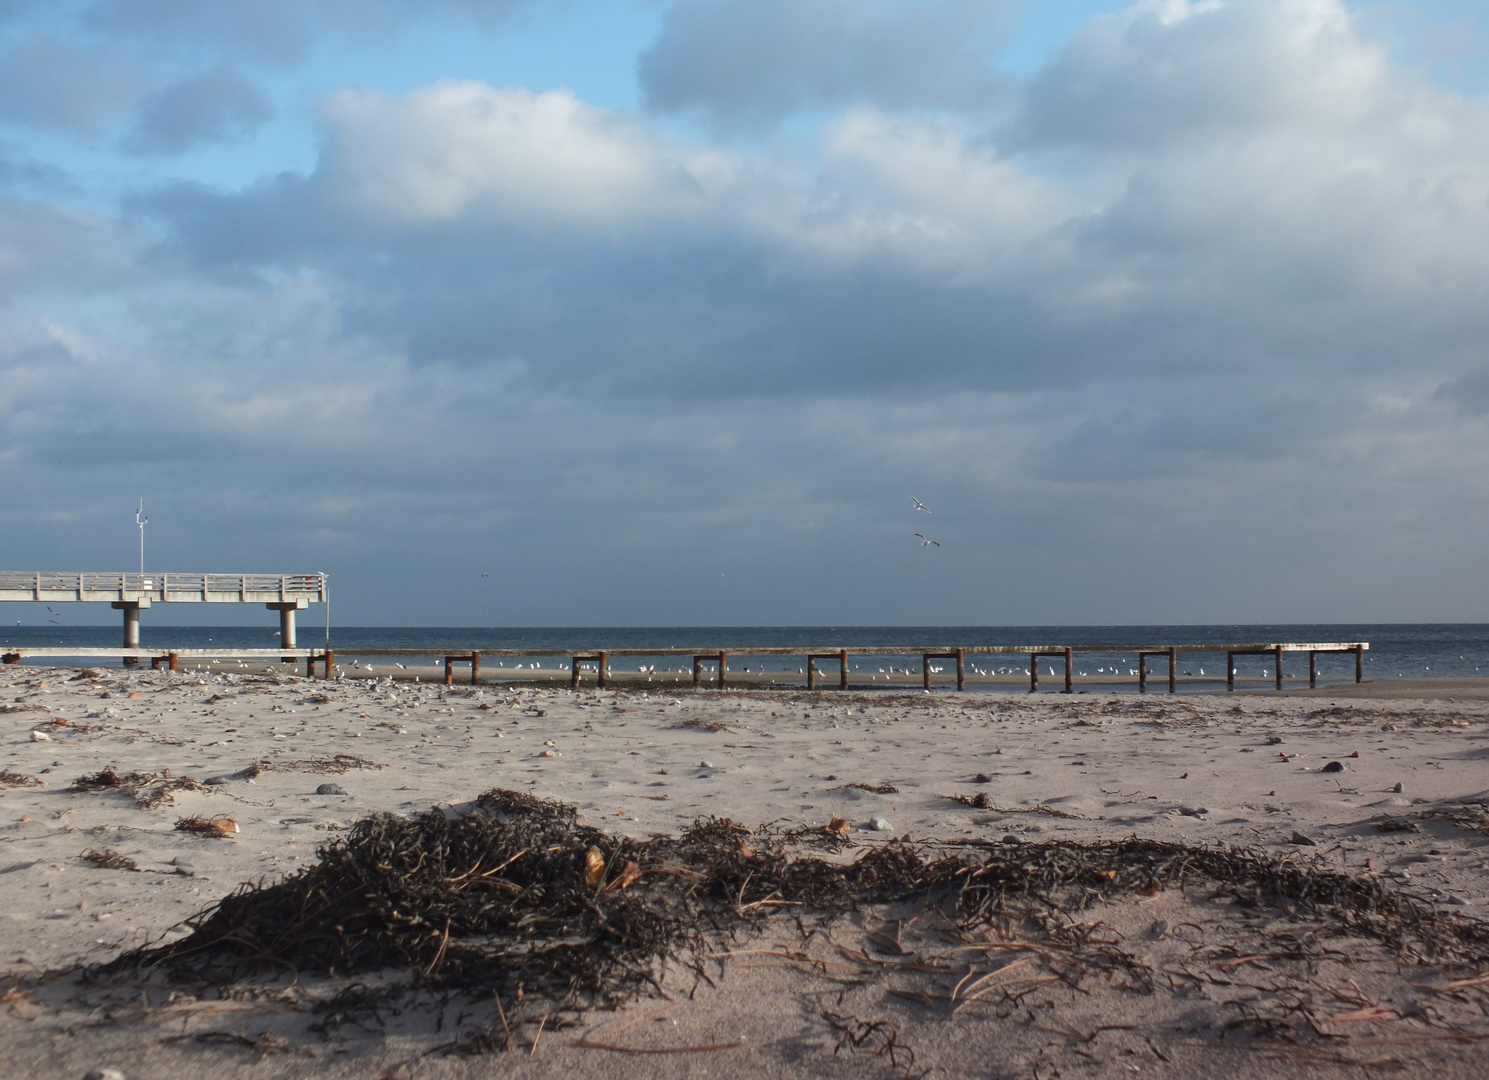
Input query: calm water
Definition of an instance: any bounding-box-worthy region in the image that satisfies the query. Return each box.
[3,624,1488,686]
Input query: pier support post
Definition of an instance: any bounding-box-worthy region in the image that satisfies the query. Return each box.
[840,649,849,690]
[1274,645,1284,691]
[267,601,304,663]
[169,652,178,672]
[112,600,145,668]
[956,648,965,692]
[1309,651,1317,689]
[1355,645,1363,683]
[1065,647,1074,694]
[1168,647,1177,694]
[571,657,582,690]
[1227,651,1235,691]
[1029,652,1038,693]
[324,650,333,678]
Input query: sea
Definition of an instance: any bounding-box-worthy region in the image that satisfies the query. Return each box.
[3,624,1488,689]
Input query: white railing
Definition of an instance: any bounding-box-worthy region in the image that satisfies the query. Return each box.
[0,572,327,602]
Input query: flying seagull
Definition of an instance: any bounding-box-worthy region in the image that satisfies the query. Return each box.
[909,494,931,513]
[915,533,940,547]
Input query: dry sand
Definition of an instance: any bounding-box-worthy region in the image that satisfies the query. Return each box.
[4,666,1489,1079]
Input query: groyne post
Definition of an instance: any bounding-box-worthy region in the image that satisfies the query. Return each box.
[1029,652,1038,693]
[956,648,965,692]
[1065,647,1075,694]
[1356,645,1364,683]
[840,649,849,690]
[1274,645,1284,691]
[1309,651,1318,689]
[1168,647,1177,694]
[1227,651,1235,691]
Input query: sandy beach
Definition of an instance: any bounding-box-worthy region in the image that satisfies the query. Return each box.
[4,665,1489,1079]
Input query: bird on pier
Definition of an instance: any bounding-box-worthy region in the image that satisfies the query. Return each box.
[915,533,940,547]
[909,495,931,513]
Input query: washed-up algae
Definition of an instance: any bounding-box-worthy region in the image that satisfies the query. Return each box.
[110,788,1489,1034]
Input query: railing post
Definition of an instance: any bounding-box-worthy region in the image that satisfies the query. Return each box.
[1274,645,1284,691]
[1168,647,1177,694]
[1064,647,1074,694]
[840,649,849,690]
[956,648,966,691]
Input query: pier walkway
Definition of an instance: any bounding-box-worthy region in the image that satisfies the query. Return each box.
[0,572,328,665]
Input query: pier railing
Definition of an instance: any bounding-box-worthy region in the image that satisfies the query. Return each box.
[0,572,327,604]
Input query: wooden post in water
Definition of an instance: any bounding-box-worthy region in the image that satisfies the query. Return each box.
[598,652,609,689]
[956,648,965,692]
[1355,645,1364,683]
[471,652,480,685]
[806,657,817,690]
[1139,654,1148,694]
[1168,647,1177,694]
[1064,647,1074,694]
[693,657,703,688]
[444,657,454,686]
[718,652,727,689]
[922,654,932,691]
[840,649,849,690]
[1309,651,1318,689]
[571,657,581,689]
[1226,651,1235,691]
[1274,645,1284,691]
[1029,652,1039,692]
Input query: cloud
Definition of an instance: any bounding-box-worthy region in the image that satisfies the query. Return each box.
[122,67,272,154]
[640,0,1012,126]
[0,35,139,132]
[1019,0,1392,149]
[83,0,541,66]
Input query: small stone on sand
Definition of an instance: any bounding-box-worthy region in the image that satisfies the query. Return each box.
[1320,761,1345,773]
[316,783,348,796]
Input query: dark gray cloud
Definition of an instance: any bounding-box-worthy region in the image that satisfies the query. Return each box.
[83,0,541,65]
[0,34,138,132]
[122,67,271,154]
[640,0,1013,125]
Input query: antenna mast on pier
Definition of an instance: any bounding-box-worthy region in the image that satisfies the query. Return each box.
[135,499,148,576]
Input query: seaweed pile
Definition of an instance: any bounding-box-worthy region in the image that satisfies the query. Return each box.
[69,766,207,808]
[114,789,1489,1030]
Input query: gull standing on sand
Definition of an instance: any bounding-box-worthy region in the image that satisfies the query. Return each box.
[910,495,931,513]
[915,534,940,547]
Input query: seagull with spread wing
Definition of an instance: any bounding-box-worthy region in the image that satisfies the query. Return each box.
[915,533,940,547]
[909,494,931,513]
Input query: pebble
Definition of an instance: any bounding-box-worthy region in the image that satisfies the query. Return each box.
[868,816,892,832]
[1447,895,1470,906]
[973,773,992,783]
[30,730,51,741]
[700,760,715,769]
[315,783,348,796]
[1392,782,1404,793]
[84,1069,125,1080]
[1000,834,1021,845]
[1320,761,1345,773]
[1265,735,1284,745]
[203,775,237,786]
[1289,831,1317,846]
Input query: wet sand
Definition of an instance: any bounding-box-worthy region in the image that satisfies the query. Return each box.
[4,666,1489,1079]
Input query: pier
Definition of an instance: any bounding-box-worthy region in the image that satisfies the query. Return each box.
[0,572,327,665]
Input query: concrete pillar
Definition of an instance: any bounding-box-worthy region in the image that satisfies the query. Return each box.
[267,601,305,664]
[112,600,143,668]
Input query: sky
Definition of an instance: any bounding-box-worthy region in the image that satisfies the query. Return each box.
[4,0,1489,628]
